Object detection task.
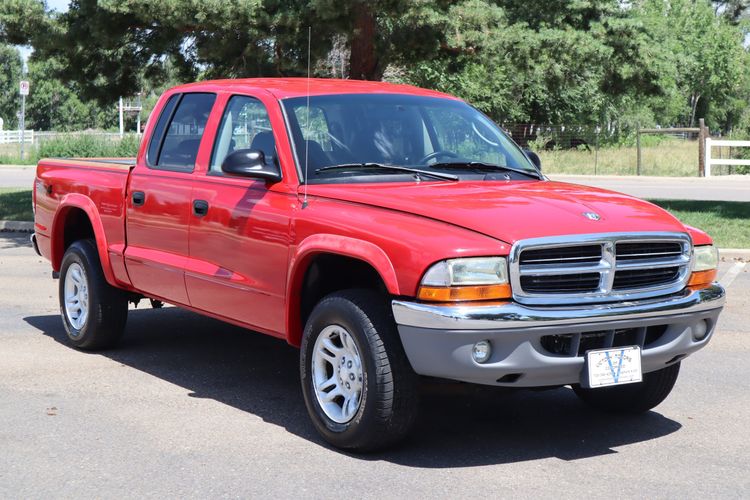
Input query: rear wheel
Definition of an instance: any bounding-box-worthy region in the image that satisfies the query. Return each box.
[573,362,681,413]
[59,239,128,350]
[300,289,418,451]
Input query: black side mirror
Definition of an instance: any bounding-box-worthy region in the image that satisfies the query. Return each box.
[523,149,542,170]
[221,149,282,183]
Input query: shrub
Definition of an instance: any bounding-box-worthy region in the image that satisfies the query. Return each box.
[38,134,139,159]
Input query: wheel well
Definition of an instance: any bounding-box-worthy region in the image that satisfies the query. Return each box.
[63,208,95,251]
[54,207,95,269]
[295,254,389,344]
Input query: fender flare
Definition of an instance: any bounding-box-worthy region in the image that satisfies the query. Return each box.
[285,234,400,346]
[50,193,118,287]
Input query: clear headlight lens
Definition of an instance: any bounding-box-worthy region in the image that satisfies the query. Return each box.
[418,257,511,302]
[692,245,718,271]
[422,257,509,286]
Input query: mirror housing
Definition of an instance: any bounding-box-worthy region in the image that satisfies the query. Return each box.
[221,149,281,182]
[523,149,541,171]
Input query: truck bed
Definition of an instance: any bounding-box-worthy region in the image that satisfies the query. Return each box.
[33,157,136,279]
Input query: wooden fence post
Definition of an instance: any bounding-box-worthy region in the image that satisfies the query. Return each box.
[636,124,642,175]
[698,118,707,177]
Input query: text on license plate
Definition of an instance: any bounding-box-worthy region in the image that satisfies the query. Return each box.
[585,346,642,388]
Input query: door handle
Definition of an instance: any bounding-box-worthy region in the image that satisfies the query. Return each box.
[132,191,145,207]
[193,199,209,217]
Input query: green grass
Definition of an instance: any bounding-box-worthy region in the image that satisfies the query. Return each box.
[0,189,33,222]
[1,189,746,248]
[539,140,699,177]
[648,199,750,248]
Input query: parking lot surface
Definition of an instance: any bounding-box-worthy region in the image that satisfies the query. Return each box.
[1,233,748,498]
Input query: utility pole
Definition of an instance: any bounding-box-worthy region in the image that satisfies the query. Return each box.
[119,96,124,138]
[19,79,29,161]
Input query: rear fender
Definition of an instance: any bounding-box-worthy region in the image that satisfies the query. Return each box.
[50,194,118,287]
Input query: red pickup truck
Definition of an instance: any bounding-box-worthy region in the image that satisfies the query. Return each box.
[32,79,725,451]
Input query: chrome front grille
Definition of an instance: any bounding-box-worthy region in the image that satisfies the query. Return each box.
[509,233,692,305]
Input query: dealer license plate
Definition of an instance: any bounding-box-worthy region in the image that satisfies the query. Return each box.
[585,346,642,388]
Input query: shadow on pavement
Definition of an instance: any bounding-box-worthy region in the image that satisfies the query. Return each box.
[25,307,682,468]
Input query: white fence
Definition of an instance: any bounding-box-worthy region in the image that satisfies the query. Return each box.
[704,138,750,177]
[0,130,34,144]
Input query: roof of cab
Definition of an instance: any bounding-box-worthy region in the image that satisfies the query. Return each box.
[168,78,459,100]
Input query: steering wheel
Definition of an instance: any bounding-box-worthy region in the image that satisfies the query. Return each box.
[419,150,460,164]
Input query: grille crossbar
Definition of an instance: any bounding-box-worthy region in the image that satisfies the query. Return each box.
[509,233,692,305]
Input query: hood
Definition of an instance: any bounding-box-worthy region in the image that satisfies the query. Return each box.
[306,180,688,245]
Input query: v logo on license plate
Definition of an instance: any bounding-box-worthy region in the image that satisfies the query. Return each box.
[605,350,625,384]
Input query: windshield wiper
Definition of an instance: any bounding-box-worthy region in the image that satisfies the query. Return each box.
[315,163,458,181]
[429,161,542,179]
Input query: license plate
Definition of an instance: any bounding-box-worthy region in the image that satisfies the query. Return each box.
[584,346,642,388]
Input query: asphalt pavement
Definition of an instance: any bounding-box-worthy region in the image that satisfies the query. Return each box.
[3,165,748,200]
[549,174,750,202]
[0,165,35,189]
[1,233,748,498]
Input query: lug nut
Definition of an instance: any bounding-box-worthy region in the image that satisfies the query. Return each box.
[349,373,355,380]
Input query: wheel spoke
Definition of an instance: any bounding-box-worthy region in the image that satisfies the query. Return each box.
[322,337,342,356]
[322,387,343,402]
[317,376,337,392]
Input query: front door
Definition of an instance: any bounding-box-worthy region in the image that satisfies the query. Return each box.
[185,94,291,335]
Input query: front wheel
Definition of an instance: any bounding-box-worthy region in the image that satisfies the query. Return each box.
[59,239,128,350]
[300,289,418,451]
[573,362,681,413]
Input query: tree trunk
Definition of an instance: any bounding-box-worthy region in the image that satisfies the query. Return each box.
[349,2,382,80]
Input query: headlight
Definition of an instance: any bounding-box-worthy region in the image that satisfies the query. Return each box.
[688,245,718,287]
[418,257,511,302]
[692,245,718,271]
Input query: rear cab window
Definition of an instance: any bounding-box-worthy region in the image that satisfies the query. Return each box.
[147,93,217,171]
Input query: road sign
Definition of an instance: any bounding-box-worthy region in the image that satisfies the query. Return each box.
[20,80,29,96]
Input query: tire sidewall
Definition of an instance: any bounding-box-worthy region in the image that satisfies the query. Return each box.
[300,296,382,448]
[59,241,98,346]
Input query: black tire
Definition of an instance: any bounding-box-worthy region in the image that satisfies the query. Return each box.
[300,289,419,451]
[59,239,128,350]
[573,362,681,413]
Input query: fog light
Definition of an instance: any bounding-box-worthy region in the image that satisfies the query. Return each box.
[472,340,492,363]
[693,320,709,341]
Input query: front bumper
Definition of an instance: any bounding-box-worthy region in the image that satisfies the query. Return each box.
[392,284,725,387]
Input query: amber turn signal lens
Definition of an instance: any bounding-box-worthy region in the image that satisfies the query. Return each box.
[417,284,512,302]
[687,269,718,288]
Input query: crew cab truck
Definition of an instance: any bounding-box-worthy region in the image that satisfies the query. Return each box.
[32,79,726,451]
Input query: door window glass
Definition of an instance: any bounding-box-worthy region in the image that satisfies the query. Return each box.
[210,96,274,172]
[155,93,216,170]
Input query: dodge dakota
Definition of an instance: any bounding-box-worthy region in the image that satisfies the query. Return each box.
[32,79,725,451]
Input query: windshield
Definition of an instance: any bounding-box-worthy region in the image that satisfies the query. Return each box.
[281,94,539,183]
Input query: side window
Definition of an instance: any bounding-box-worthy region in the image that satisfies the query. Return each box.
[151,93,216,171]
[210,95,274,172]
[146,94,179,165]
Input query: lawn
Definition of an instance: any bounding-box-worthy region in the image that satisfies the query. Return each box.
[0,189,747,248]
[0,189,33,222]
[648,199,750,249]
[539,140,699,177]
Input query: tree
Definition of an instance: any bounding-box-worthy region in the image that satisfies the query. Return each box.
[0,44,23,129]
[635,0,750,129]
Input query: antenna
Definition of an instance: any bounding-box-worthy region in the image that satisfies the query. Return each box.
[302,26,311,209]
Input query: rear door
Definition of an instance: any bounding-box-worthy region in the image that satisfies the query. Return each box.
[185,93,292,335]
[124,92,217,305]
